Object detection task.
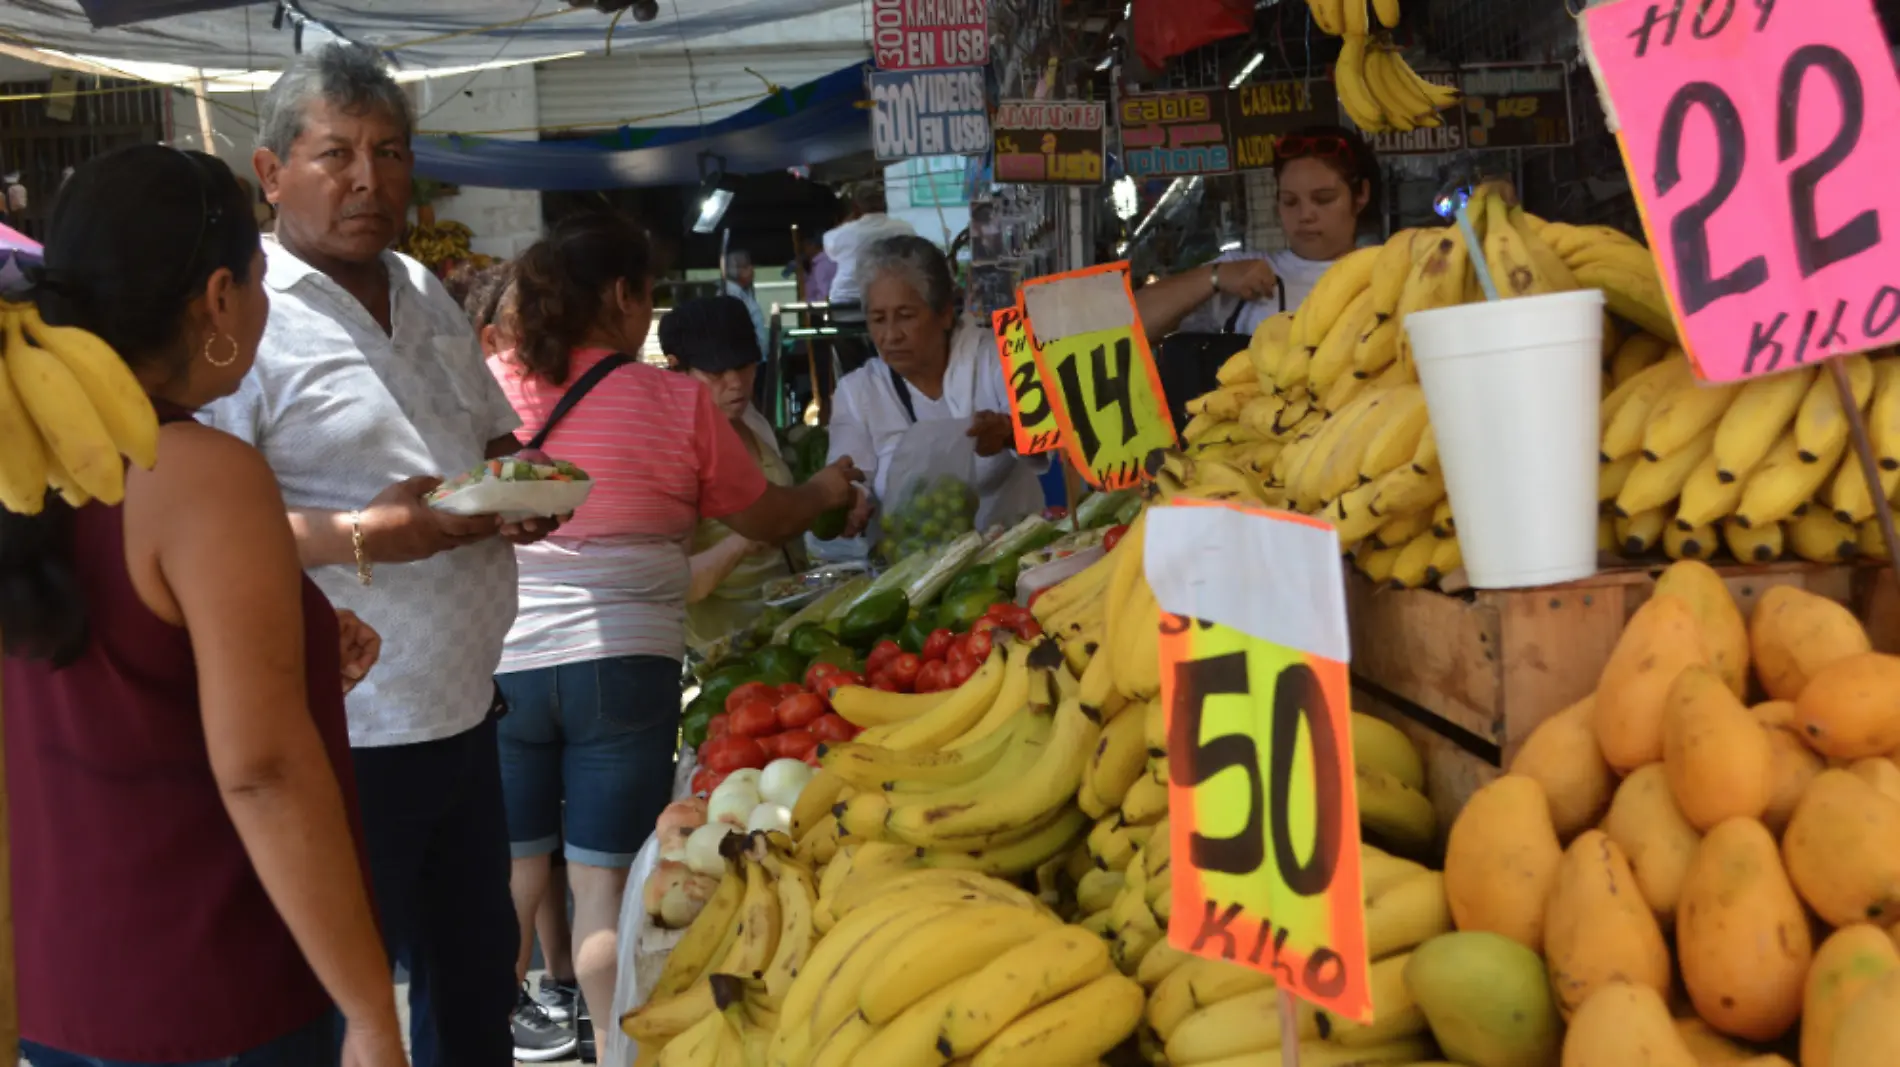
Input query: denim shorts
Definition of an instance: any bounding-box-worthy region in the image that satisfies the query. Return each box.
[23,1010,337,1066]
[495,655,682,868]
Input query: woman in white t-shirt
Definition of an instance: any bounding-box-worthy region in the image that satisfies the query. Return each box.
[1135,124,1379,342]
[827,235,1050,535]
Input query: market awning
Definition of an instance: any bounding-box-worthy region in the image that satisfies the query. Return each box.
[0,0,865,70]
[412,63,868,189]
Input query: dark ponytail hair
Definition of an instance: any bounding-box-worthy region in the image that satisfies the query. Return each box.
[511,212,652,386]
[0,145,261,666]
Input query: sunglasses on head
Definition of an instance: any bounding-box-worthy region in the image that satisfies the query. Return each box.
[1275,134,1354,162]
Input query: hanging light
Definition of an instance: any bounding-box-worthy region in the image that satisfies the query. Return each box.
[693,153,738,234]
[1111,176,1140,221]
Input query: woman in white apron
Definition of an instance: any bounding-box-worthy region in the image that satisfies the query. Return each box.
[826,235,1049,536]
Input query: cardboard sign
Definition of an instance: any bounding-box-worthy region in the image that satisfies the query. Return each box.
[992,100,1108,185]
[1461,64,1574,149]
[1583,0,1900,381]
[1146,500,1371,1025]
[1227,80,1341,169]
[869,0,989,69]
[991,304,1062,454]
[1120,90,1233,179]
[869,68,990,160]
[1020,263,1177,489]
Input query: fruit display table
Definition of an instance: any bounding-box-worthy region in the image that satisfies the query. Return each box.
[1348,562,1900,834]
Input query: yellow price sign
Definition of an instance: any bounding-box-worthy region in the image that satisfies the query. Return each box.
[991,304,1061,454]
[1021,263,1177,489]
[1147,499,1372,1025]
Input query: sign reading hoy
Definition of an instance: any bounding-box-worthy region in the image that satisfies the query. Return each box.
[1583,0,1900,382]
[870,0,989,70]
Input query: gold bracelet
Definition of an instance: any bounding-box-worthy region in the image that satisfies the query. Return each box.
[349,511,373,587]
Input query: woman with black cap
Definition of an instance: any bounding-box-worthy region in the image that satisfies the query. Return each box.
[661,295,810,650]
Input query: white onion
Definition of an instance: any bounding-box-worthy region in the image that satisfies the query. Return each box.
[746,801,792,836]
[707,784,760,829]
[713,768,763,801]
[759,759,816,808]
[683,822,731,876]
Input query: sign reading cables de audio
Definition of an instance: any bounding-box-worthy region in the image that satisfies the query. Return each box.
[870,68,991,161]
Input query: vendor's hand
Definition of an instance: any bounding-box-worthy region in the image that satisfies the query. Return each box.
[808,457,865,510]
[1215,258,1278,303]
[336,610,381,695]
[843,485,875,539]
[969,411,1014,458]
[341,1016,408,1067]
[502,512,567,546]
[747,538,779,558]
[359,476,501,563]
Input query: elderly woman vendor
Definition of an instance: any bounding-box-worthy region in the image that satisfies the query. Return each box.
[827,235,1048,530]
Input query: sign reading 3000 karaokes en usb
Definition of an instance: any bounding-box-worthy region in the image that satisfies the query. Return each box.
[871,68,990,160]
[1583,0,1900,382]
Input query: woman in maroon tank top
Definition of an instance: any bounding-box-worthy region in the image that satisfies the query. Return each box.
[0,148,405,1066]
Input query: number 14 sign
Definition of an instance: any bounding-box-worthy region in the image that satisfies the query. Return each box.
[1583,0,1900,381]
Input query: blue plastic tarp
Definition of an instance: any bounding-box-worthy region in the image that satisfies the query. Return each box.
[412,63,870,189]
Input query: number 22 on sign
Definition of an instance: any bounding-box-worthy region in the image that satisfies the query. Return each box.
[1582,0,1900,381]
[1020,263,1176,489]
[1151,500,1372,1026]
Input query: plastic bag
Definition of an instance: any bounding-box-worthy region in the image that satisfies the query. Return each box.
[603,748,699,1067]
[877,418,980,564]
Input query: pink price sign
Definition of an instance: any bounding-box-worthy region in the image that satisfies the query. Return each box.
[1583,0,1900,382]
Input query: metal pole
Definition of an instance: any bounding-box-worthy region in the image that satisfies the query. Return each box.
[1277,991,1303,1067]
[193,71,217,158]
[1831,357,1900,576]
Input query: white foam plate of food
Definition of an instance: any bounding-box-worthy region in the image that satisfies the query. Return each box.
[426,450,593,522]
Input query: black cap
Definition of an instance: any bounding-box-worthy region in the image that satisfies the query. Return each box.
[659,295,761,373]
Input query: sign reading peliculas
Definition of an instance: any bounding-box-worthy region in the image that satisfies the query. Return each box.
[870,0,989,70]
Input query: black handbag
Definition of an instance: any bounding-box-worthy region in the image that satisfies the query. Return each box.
[1155,299,1257,434]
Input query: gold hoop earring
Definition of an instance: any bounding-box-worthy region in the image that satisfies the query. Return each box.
[202,333,238,368]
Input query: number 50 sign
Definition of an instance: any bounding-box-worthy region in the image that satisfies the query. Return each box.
[1583,0,1900,381]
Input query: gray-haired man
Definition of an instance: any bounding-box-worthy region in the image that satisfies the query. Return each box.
[200,43,556,1066]
[721,247,770,357]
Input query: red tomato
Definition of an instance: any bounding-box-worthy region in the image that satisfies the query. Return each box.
[921,628,956,662]
[1012,618,1045,640]
[915,660,953,694]
[690,767,727,797]
[971,617,1003,637]
[947,654,980,688]
[965,630,994,662]
[776,682,807,701]
[947,641,979,677]
[1027,587,1048,609]
[865,639,903,677]
[701,735,768,773]
[1103,524,1130,552]
[705,713,731,741]
[776,692,828,730]
[805,661,842,692]
[724,681,777,715]
[985,601,1019,621]
[885,653,923,690]
[869,675,902,692]
[728,698,781,738]
[811,713,856,743]
[776,729,820,760]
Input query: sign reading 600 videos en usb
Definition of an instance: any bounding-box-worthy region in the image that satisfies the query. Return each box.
[870,68,990,160]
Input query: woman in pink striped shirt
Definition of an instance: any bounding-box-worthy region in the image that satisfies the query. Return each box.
[487,213,860,1041]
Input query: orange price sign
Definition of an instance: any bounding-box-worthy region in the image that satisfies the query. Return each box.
[991,304,1062,454]
[1021,262,1177,489]
[1146,499,1372,1025]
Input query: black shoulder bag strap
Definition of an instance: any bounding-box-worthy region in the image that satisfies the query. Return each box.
[525,353,636,451]
[888,364,917,424]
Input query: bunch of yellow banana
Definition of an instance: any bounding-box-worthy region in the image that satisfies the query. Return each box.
[793,638,1097,883]
[1120,831,1450,1066]
[1598,345,1900,565]
[757,862,1141,1067]
[1305,0,1402,34]
[397,219,475,272]
[1335,35,1461,135]
[625,831,816,1067]
[0,300,158,515]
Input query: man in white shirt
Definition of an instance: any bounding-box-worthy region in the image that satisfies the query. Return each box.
[721,248,771,357]
[821,182,916,309]
[200,44,558,1067]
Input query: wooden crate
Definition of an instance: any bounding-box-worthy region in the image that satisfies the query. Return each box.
[1347,563,1897,813]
